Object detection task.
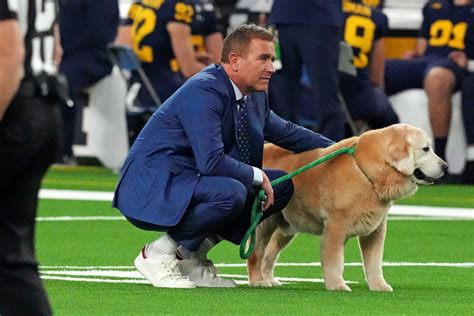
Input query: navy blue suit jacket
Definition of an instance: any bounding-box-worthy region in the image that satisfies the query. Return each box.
[113,65,334,226]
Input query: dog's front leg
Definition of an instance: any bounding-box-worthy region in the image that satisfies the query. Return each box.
[321,221,351,291]
[358,217,393,292]
[248,219,279,287]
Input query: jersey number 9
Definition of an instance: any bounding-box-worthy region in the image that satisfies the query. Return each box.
[344,15,376,69]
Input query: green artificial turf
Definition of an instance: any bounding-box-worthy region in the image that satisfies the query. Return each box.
[33,167,474,315]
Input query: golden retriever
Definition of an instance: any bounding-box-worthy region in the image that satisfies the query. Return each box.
[247,124,447,291]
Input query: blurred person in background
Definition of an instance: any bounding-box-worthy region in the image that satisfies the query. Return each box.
[457,21,474,184]
[127,0,223,106]
[0,0,61,314]
[460,67,474,183]
[58,0,120,165]
[385,0,474,163]
[213,0,238,36]
[119,0,223,145]
[269,0,346,141]
[339,0,398,134]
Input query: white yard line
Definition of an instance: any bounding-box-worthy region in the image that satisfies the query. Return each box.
[39,262,472,285]
[38,189,474,219]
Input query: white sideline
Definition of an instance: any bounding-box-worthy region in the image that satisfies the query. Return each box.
[37,216,125,221]
[38,188,474,220]
[39,189,113,201]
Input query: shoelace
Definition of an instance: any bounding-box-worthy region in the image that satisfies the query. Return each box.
[164,260,188,279]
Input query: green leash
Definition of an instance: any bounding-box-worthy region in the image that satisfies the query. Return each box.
[239,146,356,259]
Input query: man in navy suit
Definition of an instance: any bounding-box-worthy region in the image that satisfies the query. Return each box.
[113,25,334,288]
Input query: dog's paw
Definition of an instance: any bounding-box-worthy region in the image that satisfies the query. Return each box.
[367,277,393,292]
[249,277,282,287]
[249,280,274,287]
[369,282,393,292]
[325,282,352,292]
[265,277,281,287]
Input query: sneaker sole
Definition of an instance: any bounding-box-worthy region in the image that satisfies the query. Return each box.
[134,257,196,289]
[194,282,237,288]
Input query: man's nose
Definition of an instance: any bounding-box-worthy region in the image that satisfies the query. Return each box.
[266,59,275,73]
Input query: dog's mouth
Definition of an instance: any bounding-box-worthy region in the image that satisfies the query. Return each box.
[413,168,435,184]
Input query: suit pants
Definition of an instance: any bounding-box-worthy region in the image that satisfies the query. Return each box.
[0,93,60,316]
[169,169,294,251]
[127,169,294,251]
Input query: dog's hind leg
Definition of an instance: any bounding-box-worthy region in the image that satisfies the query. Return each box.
[247,215,280,287]
[358,217,393,292]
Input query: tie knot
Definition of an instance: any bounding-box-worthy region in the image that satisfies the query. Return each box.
[237,97,246,107]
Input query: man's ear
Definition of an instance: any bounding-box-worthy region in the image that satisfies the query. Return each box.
[228,52,239,72]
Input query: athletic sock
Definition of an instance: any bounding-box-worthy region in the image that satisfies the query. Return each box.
[175,236,221,260]
[196,235,220,260]
[176,245,197,260]
[146,234,178,258]
[434,137,447,161]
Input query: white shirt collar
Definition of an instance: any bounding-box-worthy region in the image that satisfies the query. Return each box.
[230,79,244,101]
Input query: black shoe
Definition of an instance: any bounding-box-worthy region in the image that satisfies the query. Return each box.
[462,161,474,184]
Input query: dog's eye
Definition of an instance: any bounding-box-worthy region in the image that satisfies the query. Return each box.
[422,147,429,152]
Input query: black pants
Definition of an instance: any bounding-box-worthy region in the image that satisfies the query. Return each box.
[274,24,345,141]
[0,93,60,316]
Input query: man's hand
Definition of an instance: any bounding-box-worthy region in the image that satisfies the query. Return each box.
[449,50,467,69]
[261,171,274,211]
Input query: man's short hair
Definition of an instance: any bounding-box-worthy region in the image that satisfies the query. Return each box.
[221,24,274,63]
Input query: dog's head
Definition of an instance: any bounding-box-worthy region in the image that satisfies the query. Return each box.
[386,124,447,185]
[355,124,447,200]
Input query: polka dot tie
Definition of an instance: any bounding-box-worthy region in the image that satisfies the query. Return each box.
[237,98,251,164]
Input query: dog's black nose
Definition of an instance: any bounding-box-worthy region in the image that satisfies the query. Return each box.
[442,163,448,173]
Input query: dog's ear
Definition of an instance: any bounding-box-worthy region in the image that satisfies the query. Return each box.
[388,142,414,176]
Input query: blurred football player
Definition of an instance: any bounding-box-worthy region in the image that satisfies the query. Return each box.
[128,0,223,105]
[339,0,399,133]
[385,0,474,161]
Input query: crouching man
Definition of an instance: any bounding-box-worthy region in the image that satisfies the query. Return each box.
[112,24,334,288]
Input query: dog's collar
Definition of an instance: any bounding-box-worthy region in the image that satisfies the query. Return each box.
[352,154,376,189]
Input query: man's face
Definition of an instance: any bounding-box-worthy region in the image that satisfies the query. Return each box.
[235,39,275,93]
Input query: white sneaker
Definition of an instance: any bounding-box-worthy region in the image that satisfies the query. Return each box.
[177,258,237,288]
[134,247,196,288]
